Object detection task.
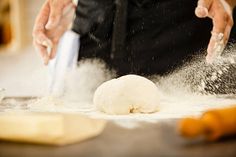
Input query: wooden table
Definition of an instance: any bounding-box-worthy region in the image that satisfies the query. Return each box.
[0,120,236,157]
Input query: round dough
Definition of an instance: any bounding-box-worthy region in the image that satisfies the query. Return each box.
[93,75,160,115]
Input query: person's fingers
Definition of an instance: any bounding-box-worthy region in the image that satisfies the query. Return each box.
[32,0,53,63]
[206,11,229,63]
[45,0,72,29]
[196,0,234,63]
[195,0,213,18]
[33,1,50,37]
[34,41,50,65]
[45,1,63,29]
[206,33,224,63]
[49,44,58,59]
[223,19,234,45]
[35,32,53,50]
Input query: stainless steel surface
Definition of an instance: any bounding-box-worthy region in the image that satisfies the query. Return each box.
[0,121,236,157]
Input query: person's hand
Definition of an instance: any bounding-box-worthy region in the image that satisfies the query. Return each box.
[33,0,76,65]
[195,0,235,63]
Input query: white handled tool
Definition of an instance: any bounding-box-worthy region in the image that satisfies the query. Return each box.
[46,4,80,97]
[48,31,80,96]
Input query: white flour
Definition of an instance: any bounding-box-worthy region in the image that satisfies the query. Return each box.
[4,46,236,127]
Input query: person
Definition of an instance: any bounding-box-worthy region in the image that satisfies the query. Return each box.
[33,0,236,76]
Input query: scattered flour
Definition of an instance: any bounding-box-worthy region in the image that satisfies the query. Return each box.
[161,45,236,95]
[63,59,114,103]
[28,96,65,112]
[28,59,115,112]
[4,45,236,124]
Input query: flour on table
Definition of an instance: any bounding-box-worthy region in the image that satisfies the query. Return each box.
[24,45,236,122]
[28,96,66,112]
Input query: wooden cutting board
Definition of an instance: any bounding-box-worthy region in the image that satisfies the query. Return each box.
[0,112,106,145]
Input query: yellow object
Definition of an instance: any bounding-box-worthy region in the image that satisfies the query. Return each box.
[179,106,236,141]
[0,112,106,145]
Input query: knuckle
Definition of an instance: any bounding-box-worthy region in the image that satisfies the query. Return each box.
[32,24,45,36]
[36,33,48,44]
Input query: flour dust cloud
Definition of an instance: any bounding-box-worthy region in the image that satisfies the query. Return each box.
[27,44,236,119]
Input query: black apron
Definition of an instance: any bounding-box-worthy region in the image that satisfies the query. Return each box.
[72,0,236,76]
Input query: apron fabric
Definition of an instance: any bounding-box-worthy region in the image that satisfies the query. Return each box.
[73,0,236,76]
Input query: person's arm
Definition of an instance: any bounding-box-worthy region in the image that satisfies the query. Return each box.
[32,0,75,65]
[195,0,236,63]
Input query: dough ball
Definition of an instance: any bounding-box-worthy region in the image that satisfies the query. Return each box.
[93,75,160,115]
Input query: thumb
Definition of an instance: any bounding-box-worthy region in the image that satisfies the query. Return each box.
[45,1,64,30]
[195,0,212,18]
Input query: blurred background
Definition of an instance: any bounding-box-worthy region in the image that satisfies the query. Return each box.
[0,0,48,97]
